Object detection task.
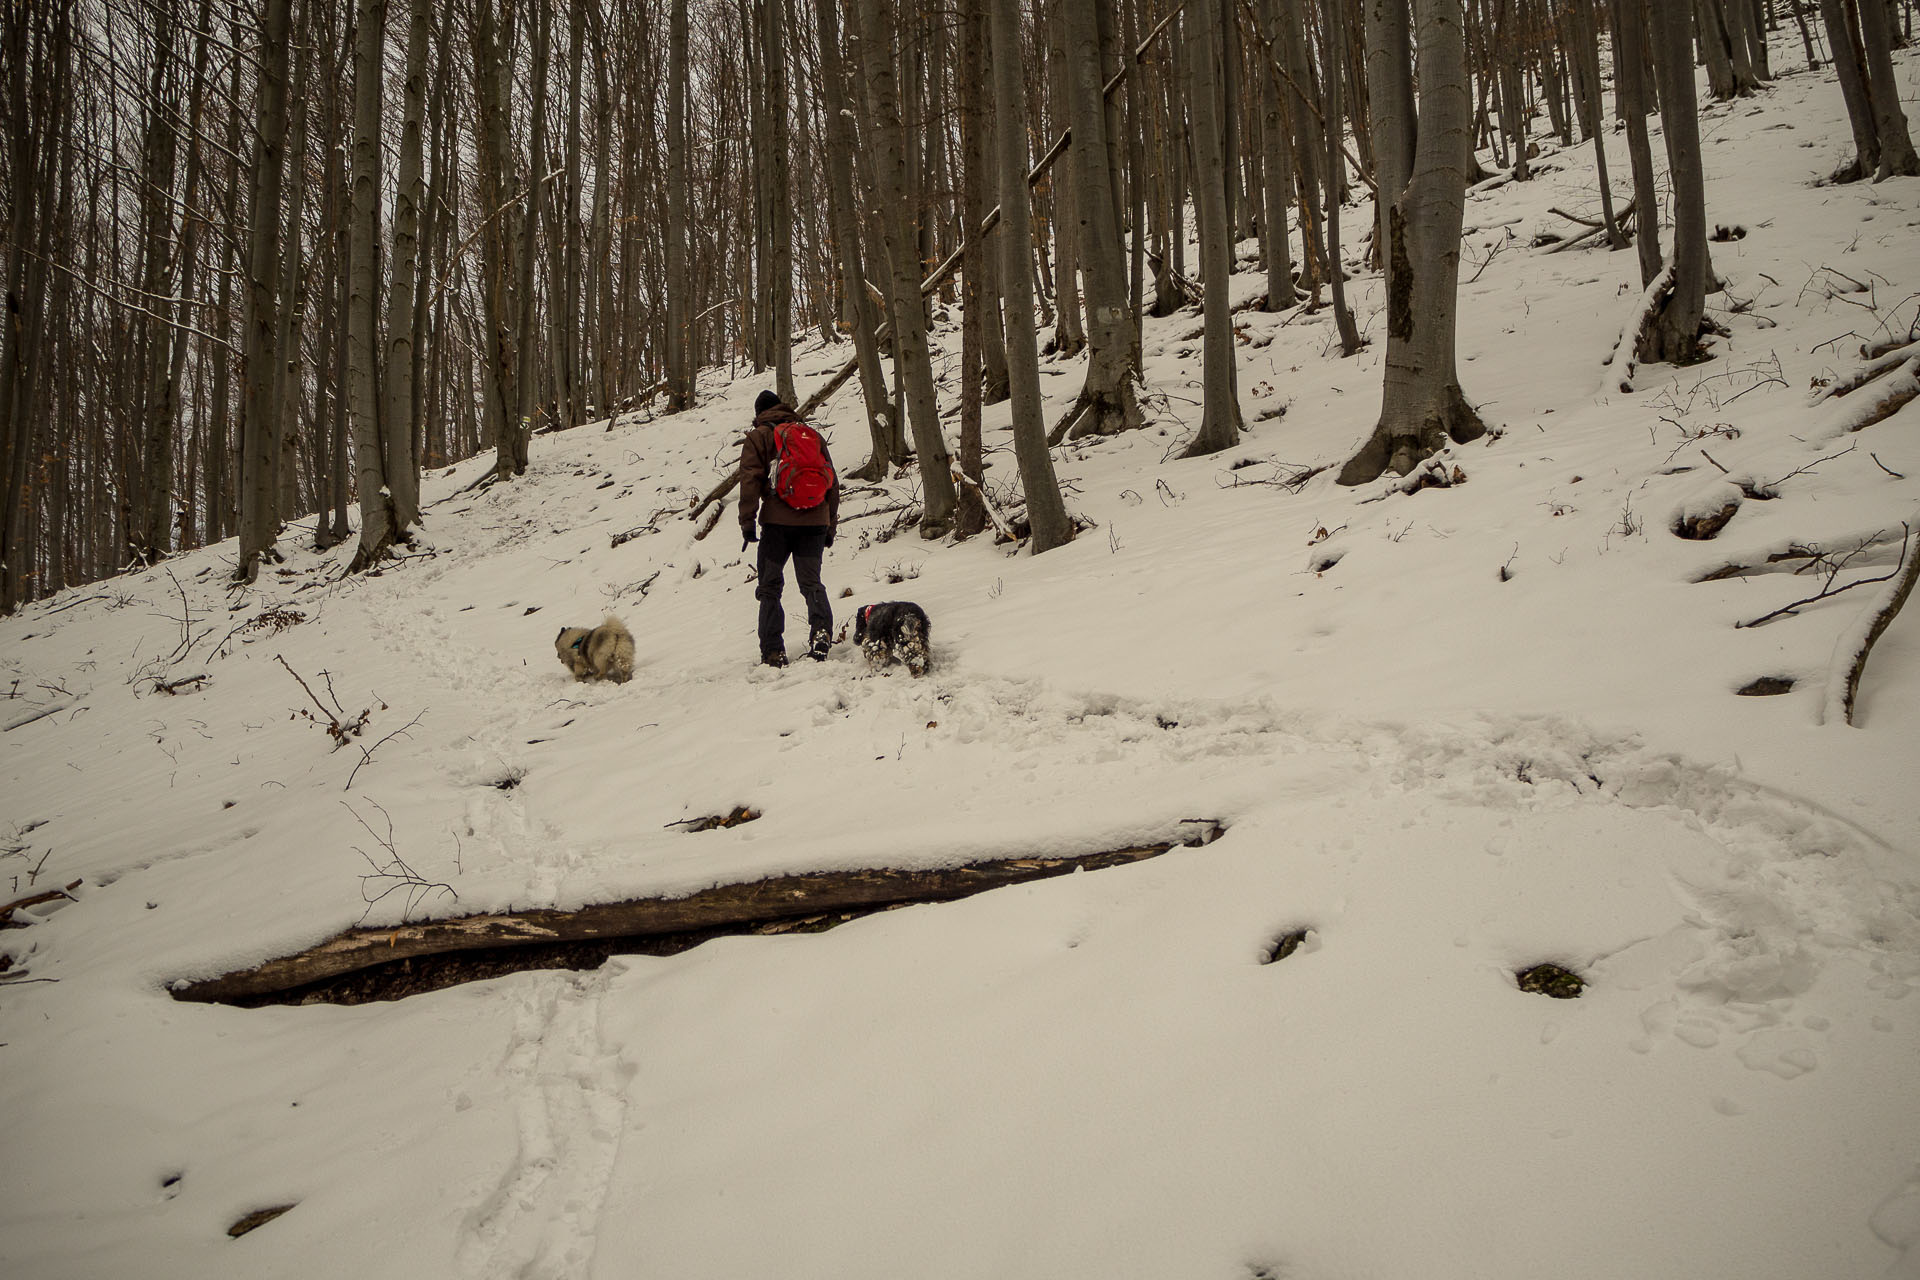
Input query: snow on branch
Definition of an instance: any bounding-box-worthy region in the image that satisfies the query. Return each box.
[1598,265,1673,395]
[1821,520,1920,728]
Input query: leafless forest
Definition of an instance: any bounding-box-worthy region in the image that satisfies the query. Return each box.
[1,0,1913,606]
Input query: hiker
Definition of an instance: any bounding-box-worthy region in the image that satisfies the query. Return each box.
[739,390,840,667]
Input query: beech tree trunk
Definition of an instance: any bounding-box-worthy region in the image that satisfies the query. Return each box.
[666,0,695,410]
[1063,0,1143,438]
[1615,0,1665,287]
[236,0,294,583]
[855,0,958,535]
[991,0,1074,553]
[345,0,391,572]
[1338,0,1485,484]
[955,0,990,539]
[1640,0,1710,365]
[1180,0,1245,458]
[1856,0,1920,177]
[813,0,900,475]
[351,0,428,574]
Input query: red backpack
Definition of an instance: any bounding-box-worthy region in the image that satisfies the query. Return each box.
[769,421,835,510]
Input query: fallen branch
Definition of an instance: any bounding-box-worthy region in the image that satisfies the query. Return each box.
[686,467,742,525]
[1823,520,1919,727]
[0,881,80,926]
[1599,262,1672,393]
[1545,199,1633,256]
[276,655,372,748]
[1736,527,1906,628]
[840,500,920,525]
[169,824,1224,1005]
[3,699,79,733]
[951,466,1017,541]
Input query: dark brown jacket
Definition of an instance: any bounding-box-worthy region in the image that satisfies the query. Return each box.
[739,408,840,536]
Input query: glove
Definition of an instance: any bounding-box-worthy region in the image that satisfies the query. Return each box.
[742,529,757,553]
[825,529,836,549]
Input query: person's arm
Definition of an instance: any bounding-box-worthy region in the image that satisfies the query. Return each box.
[738,429,767,541]
[824,440,840,543]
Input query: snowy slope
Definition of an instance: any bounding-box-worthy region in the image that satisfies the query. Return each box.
[3,45,1919,1280]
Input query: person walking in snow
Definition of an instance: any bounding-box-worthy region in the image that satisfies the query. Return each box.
[739,389,840,667]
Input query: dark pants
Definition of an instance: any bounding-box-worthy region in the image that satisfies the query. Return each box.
[756,523,831,657]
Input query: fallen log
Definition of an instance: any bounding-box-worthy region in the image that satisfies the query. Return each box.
[170,826,1222,1006]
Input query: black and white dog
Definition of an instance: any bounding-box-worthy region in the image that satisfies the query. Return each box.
[852,601,932,677]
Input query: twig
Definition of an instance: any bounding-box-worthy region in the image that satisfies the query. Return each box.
[346,798,456,923]
[1826,521,1919,726]
[1767,444,1855,488]
[1871,453,1906,480]
[1737,528,1905,628]
[346,712,424,791]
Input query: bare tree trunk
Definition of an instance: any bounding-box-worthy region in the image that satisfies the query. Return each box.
[129,0,180,567]
[1616,0,1665,286]
[1856,0,1920,176]
[1062,0,1144,438]
[506,0,552,474]
[1322,0,1365,354]
[274,3,311,531]
[952,0,991,539]
[1364,0,1414,303]
[236,0,293,582]
[767,0,796,405]
[1564,0,1625,248]
[1180,0,1246,458]
[855,0,958,535]
[1046,0,1087,358]
[813,0,899,474]
[353,0,427,573]
[1338,0,1485,484]
[1641,0,1711,365]
[990,0,1074,553]
[0,0,68,610]
[666,0,695,410]
[345,0,391,572]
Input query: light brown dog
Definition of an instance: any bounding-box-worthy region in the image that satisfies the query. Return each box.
[554,615,635,683]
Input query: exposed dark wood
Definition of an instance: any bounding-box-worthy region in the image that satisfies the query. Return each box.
[171,829,1221,1005]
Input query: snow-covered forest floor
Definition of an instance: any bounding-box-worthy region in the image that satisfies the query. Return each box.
[4,44,1920,1280]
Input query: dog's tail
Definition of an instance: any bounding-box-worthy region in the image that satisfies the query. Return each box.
[603,615,636,683]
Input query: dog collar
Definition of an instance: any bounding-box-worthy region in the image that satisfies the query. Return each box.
[859,605,872,625]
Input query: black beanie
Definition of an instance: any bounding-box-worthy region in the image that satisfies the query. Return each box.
[754,389,781,414]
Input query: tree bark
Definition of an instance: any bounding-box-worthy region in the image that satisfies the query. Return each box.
[345,0,391,573]
[1180,0,1246,458]
[351,0,428,574]
[1615,0,1665,287]
[667,0,695,410]
[1062,0,1144,438]
[855,0,958,535]
[1640,0,1711,365]
[814,0,901,475]
[991,0,1074,553]
[1856,0,1920,177]
[1338,0,1485,484]
[236,0,294,583]
[955,0,991,539]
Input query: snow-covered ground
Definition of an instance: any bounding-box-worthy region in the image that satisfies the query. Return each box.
[4,45,1919,1280]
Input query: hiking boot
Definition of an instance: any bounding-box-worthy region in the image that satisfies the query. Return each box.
[807,628,833,662]
[761,650,788,669]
